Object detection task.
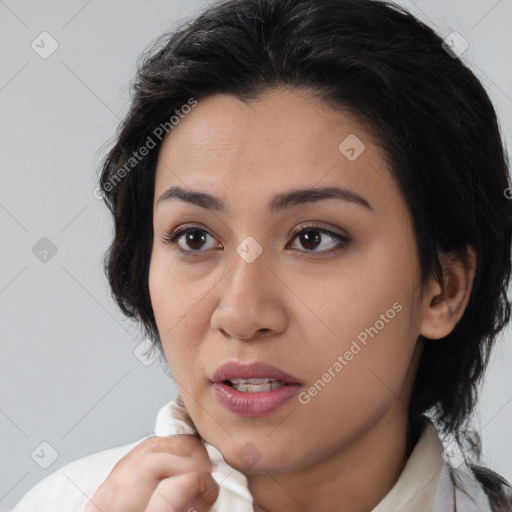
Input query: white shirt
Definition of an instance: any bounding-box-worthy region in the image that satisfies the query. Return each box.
[12,397,494,512]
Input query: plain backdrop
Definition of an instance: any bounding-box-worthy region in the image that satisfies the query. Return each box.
[1,0,511,509]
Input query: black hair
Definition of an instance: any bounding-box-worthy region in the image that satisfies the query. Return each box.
[97,0,512,508]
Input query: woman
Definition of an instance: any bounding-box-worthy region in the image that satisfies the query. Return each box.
[12,0,512,510]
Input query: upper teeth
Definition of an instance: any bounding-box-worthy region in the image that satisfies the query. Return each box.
[229,378,283,384]
[227,378,286,392]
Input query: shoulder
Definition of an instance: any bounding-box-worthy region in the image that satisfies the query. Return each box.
[11,436,151,512]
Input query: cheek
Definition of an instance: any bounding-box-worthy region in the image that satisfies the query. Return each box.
[149,248,197,328]
[303,255,417,418]
[148,249,210,379]
[296,315,416,445]
[314,249,404,342]
[148,253,185,369]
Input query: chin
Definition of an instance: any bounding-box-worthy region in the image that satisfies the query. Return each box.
[218,442,300,474]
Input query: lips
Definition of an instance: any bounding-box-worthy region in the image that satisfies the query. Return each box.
[211,361,302,385]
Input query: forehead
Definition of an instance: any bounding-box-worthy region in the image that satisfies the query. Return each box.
[153,88,399,216]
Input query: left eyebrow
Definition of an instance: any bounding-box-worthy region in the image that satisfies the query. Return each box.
[157,185,374,214]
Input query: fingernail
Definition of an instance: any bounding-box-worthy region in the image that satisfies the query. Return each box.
[168,443,191,457]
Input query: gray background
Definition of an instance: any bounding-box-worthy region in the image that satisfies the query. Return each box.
[1,0,511,509]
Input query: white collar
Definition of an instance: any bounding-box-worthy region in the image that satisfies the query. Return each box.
[153,398,492,512]
[372,418,443,511]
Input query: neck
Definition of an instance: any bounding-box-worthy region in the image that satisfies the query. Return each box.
[248,409,417,512]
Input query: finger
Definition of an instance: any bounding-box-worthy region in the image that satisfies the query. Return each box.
[132,450,213,487]
[144,472,207,512]
[138,435,211,464]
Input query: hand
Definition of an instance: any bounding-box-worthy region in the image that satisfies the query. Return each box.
[84,434,219,512]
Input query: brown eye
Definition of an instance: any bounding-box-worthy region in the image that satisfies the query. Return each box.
[298,230,322,251]
[288,225,351,255]
[181,229,209,250]
[161,225,220,255]
[161,222,351,258]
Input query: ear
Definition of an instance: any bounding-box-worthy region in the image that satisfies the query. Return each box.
[419,245,477,340]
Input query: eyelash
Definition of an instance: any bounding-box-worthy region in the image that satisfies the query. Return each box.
[160,222,351,258]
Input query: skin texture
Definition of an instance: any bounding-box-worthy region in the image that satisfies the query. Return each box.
[148,87,476,512]
[84,435,218,512]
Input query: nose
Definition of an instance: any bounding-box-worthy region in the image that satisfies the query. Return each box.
[210,243,287,341]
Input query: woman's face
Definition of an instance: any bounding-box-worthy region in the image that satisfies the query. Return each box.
[149,87,427,473]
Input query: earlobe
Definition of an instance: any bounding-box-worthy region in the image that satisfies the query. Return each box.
[419,245,477,340]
